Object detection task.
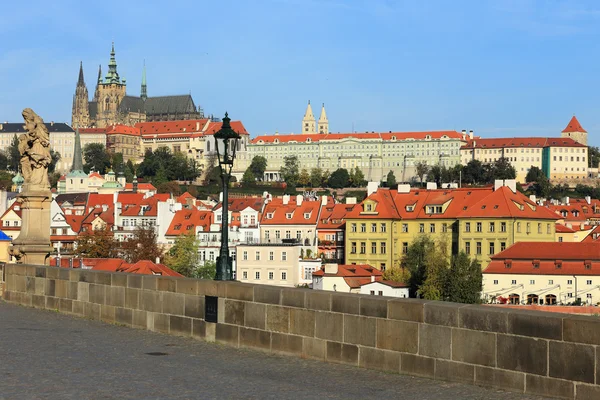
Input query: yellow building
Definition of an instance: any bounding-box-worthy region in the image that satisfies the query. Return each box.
[345,181,559,270]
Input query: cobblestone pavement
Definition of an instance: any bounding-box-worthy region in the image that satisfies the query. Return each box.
[0,301,550,400]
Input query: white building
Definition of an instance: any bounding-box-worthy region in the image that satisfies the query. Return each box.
[482,242,600,305]
[359,280,409,298]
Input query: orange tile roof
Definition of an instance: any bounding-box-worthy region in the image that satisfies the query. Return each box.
[461,137,585,149]
[313,264,383,278]
[0,201,23,220]
[136,119,209,135]
[317,202,357,229]
[88,172,104,180]
[203,121,249,136]
[87,194,114,210]
[166,208,212,236]
[252,130,462,144]
[106,124,140,136]
[562,116,587,133]
[214,197,264,212]
[555,224,575,233]
[120,260,183,277]
[484,242,600,276]
[117,192,146,205]
[64,214,85,233]
[124,182,157,191]
[260,198,322,225]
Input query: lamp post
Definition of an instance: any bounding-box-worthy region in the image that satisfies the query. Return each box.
[213,112,241,280]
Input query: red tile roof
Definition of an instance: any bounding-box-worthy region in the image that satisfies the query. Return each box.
[562,116,587,133]
[64,215,85,233]
[136,119,209,135]
[317,202,356,229]
[106,124,140,136]
[0,201,23,220]
[120,260,183,277]
[87,194,114,210]
[555,224,575,233]
[484,242,600,276]
[313,264,383,277]
[166,208,212,236]
[461,137,585,149]
[252,130,462,144]
[203,121,249,136]
[124,182,156,191]
[88,172,104,180]
[214,197,264,212]
[260,197,322,225]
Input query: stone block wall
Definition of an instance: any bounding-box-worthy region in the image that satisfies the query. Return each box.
[3,264,600,400]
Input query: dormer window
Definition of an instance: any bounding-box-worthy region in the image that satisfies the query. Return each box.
[555,260,562,269]
[304,212,311,219]
[366,204,372,212]
[267,213,274,219]
[504,260,512,269]
[286,213,293,219]
[533,260,540,269]
[406,205,414,212]
[585,260,592,270]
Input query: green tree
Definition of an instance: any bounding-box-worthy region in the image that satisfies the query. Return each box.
[298,168,310,187]
[165,233,199,277]
[280,155,300,192]
[125,159,136,182]
[0,151,9,172]
[121,225,164,263]
[242,168,256,185]
[463,159,486,185]
[83,143,111,174]
[589,146,600,168]
[74,225,119,258]
[195,260,216,280]
[321,170,331,187]
[444,252,482,304]
[153,166,168,185]
[351,167,366,187]
[328,168,350,188]
[249,156,267,181]
[0,170,14,190]
[8,134,20,172]
[386,170,397,187]
[525,166,545,183]
[487,157,516,182]
[157,181,181,195]
[415,161,429,186]
[310,167,323,188]
[382,266,411,284]
[403,235,450,299]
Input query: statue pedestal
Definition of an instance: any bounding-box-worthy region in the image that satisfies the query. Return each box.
[10,189,52,265]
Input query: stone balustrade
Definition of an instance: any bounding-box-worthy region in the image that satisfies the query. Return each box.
[2,263,600,400]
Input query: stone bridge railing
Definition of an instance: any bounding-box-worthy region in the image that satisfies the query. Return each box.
[2,264,599,400]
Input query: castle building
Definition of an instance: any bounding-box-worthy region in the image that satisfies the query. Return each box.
[301,101,328,134]
[72,43,201,129]
[561,115,587,146]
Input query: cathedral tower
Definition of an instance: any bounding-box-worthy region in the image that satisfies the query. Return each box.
[302,100,316,134]
[95,42,127,128]
[141,62,148,101]
[71,62,90,128]
[561,115,587,146]
[318,103,328,134]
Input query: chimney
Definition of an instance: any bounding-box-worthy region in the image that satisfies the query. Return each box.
[283,195,290,205]
[461,129,466,140]
[585,196,591,205]
[345,197,357,204]
[426,182,437,190]
[494,180,503,191]
[367,181,380,196]
[155,257,160,264]
[51,121,54,126]
[321,195,328,206]
[196,121,200,131]
[581,223,585,231]
[296,195,303,206]
[371,275,375,282]
[219,192,224,202]
[102,204,108,212]
[469,130,474,139]
[324,263,338,274]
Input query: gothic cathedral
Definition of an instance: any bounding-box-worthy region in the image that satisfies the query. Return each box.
[72,43,201,128]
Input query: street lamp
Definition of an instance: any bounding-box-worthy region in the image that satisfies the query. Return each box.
[213,112,241,280]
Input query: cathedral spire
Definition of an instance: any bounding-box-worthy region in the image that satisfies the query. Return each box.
[97,64,102,84]
[302,100,316,134]
[318,103,329,134]
[77,61,85,86]
[104,42,121,84]
[71,129,84,172]
[141,61,147,100]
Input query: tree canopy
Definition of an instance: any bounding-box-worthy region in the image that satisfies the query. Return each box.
[248,156,267,180]
[310,167,323,188]
[7,135,20,172]
[349,167,366,187]
[415,162,429,185]
[165,233,199,277]
[328,168,350,188]
[137,147,200,183]
[74,225,119,258]
[589,146,600,168]
[280,155,300,192]
[121,225,164,264]
[386,170,397,187]
[298,168,311,187]
[83,143,111,174]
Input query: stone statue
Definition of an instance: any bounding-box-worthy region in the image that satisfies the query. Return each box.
[19,108,51,190]
[9,108,53,265]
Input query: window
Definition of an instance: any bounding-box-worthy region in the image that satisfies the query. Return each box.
[402,223,408,233]
[351,242,357,254]
[296,231,302,240]
[304,267,315,280]
[429,223,435,233]
[402,242,408,254]
[275,230,281,239]
[501,222,506,232]
[351,223,357,232]
[285,230,291,239]
[500,242,506,251]
[381,223,386,233]
[371,223,377,233]
[587,280,592,285]
[243,251,248,261]
[511,279,517,285]
[465,242,471,254]
[465,222,471,232]
[371,242,377,254]
[526,223,531,234]
[489,242,495,254]
[282,252,287,261]
[517,222,521,233]
[547,224,551,234]
[281,271,287,280]
[360,242,366,254]
[380,242,386,254]
[370,290,375,295]
[378,291,383,296]
[476,242,482,255]
[567,279,573,285]
[419,223,425,233]
[255,251,260,261]
[268,271,274,280]
[255,271,260,280]
[537,223,542,234]
[587,293,592,299]
[493,280,498,285]
[530,280,535,285]
[242,271,248,279]
[360,223,366,233]
[442,223,448,233]
[549,279,553,285]
[476,222,482,232]
[568,293,573,298]
[558,237,563,242]
[489,222,495,232]
[380,263,386,271]
[269,251,274,261]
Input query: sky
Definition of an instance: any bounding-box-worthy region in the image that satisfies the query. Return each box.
[1,0,600,146]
